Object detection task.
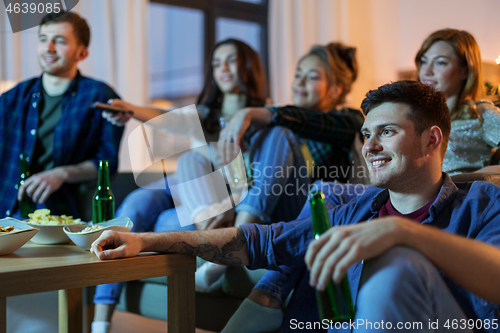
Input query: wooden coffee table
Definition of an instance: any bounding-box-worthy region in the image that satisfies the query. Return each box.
[0,242,196,333]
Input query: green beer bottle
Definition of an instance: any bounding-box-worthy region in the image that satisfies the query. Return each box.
[92,160,115,223]
[309,190,354,322]
[18,153,36,217]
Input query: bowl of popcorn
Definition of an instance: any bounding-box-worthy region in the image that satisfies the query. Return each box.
[63,217,133,250]
[25,209,84,245]
[0,218,39,255]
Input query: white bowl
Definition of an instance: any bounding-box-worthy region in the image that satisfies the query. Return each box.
[63,217,133,250]
[0,218,39,255]
[25,221,85,245]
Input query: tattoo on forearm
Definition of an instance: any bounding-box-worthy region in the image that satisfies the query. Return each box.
[165,228,247,266]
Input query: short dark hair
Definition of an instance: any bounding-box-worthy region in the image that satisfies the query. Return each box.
[361,80,451,156]
[40,11,90,47]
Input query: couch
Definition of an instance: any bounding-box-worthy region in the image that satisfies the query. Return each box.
[83,171,500,332]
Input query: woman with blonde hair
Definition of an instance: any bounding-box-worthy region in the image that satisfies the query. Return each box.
[416,28,500,174]
[219,42,366,333]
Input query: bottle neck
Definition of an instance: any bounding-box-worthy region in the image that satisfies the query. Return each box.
[309,191,330,236]
[19,153,31,180]
[97,160,110,190]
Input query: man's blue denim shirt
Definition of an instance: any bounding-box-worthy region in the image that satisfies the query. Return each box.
[241,174,500,332]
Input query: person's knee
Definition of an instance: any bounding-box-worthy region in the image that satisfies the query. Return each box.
[124,187,156,201]
[252,126,293,146]
[120,187,168,208]
[253,126,299,168]
[116,187,173,228]
[358,247,437,304]
[155,208,181,230]
[267,126,294,142]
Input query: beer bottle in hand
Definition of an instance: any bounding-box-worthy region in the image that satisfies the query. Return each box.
[92,160,115,223]
[18,153,36,217]
[309,190,354,322]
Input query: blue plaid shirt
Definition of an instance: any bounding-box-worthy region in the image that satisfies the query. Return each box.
[0,71,124,217]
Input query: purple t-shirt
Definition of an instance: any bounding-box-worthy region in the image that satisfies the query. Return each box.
[378,194,438,222]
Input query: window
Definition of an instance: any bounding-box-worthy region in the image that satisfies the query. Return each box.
[148,0,267,165]
[216,17,261,53]
[148,0,268,104]
[148,4,205,101]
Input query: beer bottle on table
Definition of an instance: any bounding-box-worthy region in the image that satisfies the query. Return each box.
[309,190,354,322]
[18,153,36,217]
[93,160,115,223]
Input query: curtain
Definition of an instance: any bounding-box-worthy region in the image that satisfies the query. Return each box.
[0,0,150,172]
[268,0,347,105]
[267,0,401,109]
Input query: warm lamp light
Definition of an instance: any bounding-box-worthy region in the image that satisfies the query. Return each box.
[496,55,500,65]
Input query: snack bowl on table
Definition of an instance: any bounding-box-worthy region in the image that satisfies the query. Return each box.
[26,222,85,245]
[63,217,133,251]
[0,218,39,255]
[25,222,87,245]
[24,209,85,245]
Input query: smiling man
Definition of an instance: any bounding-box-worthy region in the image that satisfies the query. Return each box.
[90,81,500,332]
[0,11,123,218]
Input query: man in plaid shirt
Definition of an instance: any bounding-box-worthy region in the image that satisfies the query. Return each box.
[0,11,123,218]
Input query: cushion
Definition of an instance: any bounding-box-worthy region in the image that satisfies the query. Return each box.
[451,172,500,187]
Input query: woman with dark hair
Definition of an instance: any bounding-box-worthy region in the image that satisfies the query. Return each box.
[91,38,273,333]
[199,39,268,108]
[197,39,269,134]
[416,29,500,174]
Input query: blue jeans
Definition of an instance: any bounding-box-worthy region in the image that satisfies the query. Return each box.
[280,247,471,333]
[95,126,309,305]
[237,126,310,223]
[254,182,368,304]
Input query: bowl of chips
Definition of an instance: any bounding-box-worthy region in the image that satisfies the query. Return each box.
[63,217,133,250]
[25,209,84,245]
[0,218,39,255]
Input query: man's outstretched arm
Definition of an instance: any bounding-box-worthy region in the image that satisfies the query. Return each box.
[90,227,249,266]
